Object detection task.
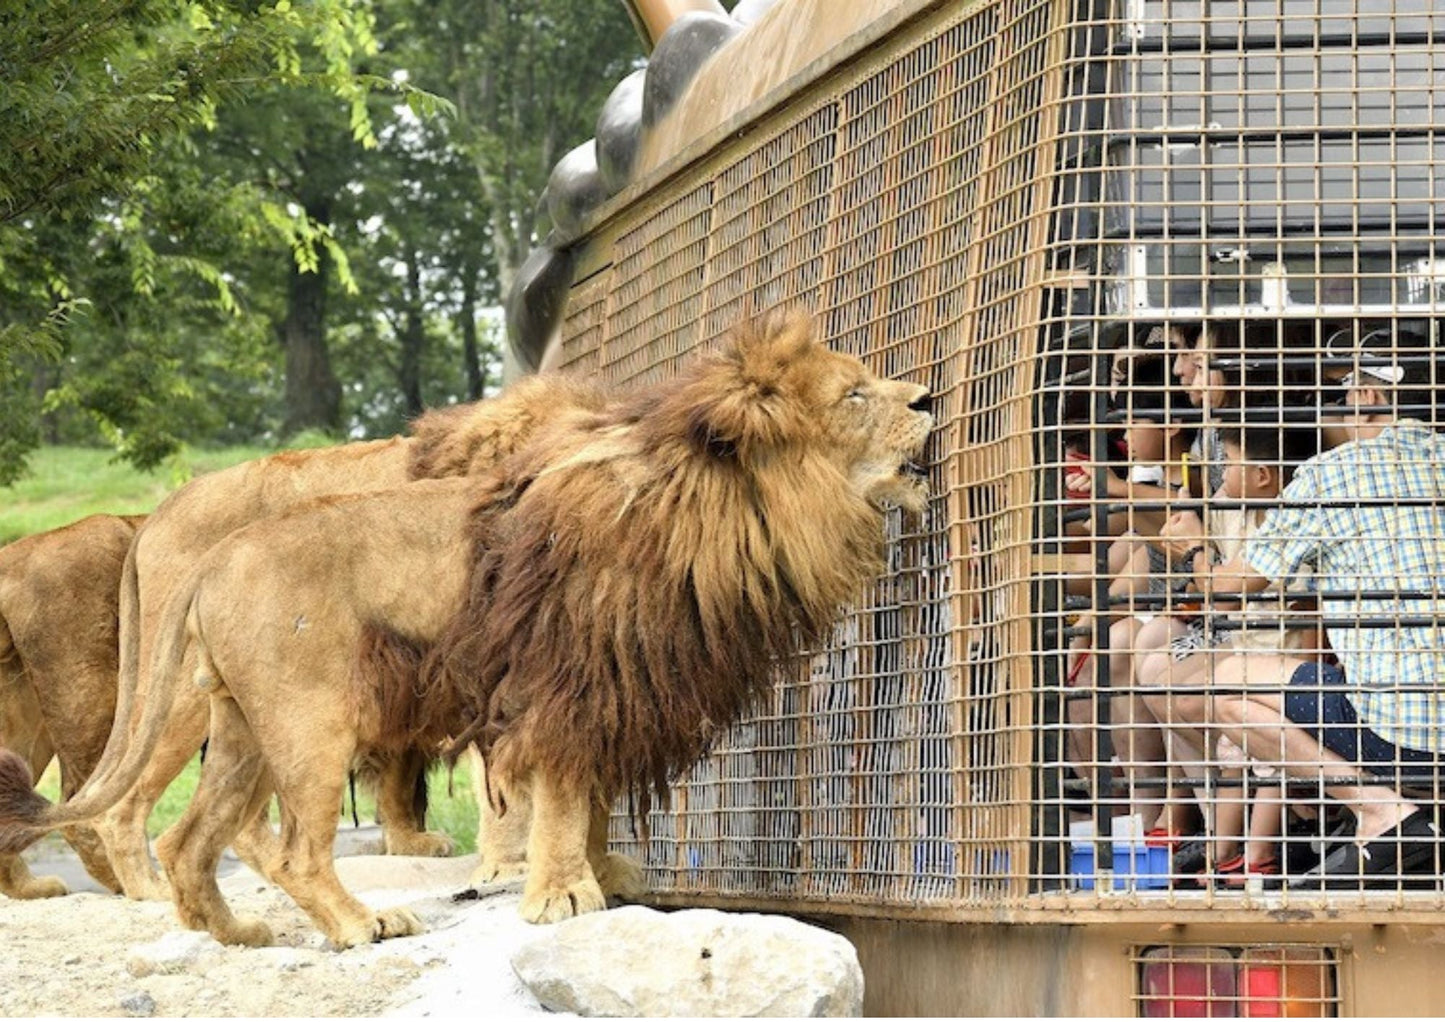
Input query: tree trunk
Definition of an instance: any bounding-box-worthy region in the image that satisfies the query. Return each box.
[280,239,341,436]
[458,266,486,400]
[398,249,426,417]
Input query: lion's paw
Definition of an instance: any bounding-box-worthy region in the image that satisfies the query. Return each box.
[470,856,527,888]
[122,874,173,902]
[384,829,455,858]
[331,906,423,949]
[595,852,645,900]
[520,875,606,924]
[5,874,69,900]
[376,906,425,939]
[217,915,274,948]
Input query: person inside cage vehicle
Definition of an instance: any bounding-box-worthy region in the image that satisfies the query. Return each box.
[1151,323,1445,890]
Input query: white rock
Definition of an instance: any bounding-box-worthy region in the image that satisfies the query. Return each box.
[511,906,863,1017]
[125,930,223,978]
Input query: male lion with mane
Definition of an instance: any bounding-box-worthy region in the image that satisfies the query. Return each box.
[0,312,931,947]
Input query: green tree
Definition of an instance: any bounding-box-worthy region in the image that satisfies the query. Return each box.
[0,0,391,480]
[397,0,641,296]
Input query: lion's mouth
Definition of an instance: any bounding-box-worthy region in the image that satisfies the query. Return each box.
[899,458,928,482]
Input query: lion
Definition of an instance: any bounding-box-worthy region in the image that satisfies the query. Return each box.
[0,514,143,898]
[0,312,932,947]
[92,374,605,900]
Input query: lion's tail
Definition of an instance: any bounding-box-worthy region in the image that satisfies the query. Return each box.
[80,537,144,794]
[0,565,202,854]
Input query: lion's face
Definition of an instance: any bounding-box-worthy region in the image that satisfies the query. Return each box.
[679,315,934,514]
[807,350,933,513]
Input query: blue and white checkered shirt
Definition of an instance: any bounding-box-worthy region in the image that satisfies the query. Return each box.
[1242,422,1445,754]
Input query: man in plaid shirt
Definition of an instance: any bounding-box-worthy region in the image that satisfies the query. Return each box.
[1157,327,1443,889]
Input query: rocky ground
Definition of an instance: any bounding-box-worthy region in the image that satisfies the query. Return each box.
[1,834,554,1018]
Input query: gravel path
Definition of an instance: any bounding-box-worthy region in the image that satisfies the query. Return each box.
[0,848,556,1018]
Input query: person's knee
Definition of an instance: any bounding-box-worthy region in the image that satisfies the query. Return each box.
[1135,616,1177,652]
[1137,651,1170,689]
[1145,690,1207,725]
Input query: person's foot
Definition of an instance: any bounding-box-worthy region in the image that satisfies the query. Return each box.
[1217,853,1280,887]
[1286,810,1439,890]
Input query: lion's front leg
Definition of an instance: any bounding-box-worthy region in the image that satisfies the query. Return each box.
[519,772,604,924]
[588,801,644,900]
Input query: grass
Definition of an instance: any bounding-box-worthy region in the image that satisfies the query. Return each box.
[37,758,481,855]
[0,445,278,543]
[17,441,482,856]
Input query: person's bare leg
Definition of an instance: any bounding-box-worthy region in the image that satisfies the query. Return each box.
[1209,655,1418,839]
[1245,786,1283,866]
[1136,632,1206,835]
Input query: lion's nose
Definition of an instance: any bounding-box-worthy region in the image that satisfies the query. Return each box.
[908,391,932,415]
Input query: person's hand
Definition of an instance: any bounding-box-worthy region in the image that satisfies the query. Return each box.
[1158,510,1205,556]
[1063,465,1092,497]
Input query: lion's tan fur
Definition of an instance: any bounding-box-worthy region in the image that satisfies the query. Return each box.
[94,379,604,899]
[0,514,142,898]
[0,312,931,943]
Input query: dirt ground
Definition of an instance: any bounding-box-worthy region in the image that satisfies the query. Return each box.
[0,843,554,1018]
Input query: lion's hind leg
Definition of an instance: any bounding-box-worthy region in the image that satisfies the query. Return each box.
[97,683,211,902]
[264,737,423,949]
[588,802,644,901]
[0,694,66,900]
[377,747,453,858]
[57,756,121,893]
[469,749,529,887]
[155,694,273,947]
[518,772,606,924]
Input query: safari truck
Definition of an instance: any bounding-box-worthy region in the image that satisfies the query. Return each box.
[508,0,1445,1014]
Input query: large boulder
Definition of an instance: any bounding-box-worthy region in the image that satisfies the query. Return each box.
[511,905,863,1017]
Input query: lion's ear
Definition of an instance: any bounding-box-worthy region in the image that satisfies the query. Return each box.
[685,314,818,460]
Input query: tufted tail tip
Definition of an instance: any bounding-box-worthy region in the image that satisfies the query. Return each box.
[0,749,51,853]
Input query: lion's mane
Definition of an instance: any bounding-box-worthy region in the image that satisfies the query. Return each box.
[407,375,609,481]
[420,314,890,818]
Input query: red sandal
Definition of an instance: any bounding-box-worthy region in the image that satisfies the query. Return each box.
[1217,853,1280,887]
[1145,828,1185,849]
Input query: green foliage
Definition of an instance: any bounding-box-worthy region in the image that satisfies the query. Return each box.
[0,0,390,479]
[0,444,292,543]
[1,0,639,480]
[37,756,479,854]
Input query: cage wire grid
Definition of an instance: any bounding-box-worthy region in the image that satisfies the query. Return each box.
[554,0,1445,915]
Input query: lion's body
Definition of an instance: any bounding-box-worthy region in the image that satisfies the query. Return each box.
[0,314,931,945]
[0,514,142,898]
[149,481,477,948]
[429,314,933,922]
[100,375,607,899]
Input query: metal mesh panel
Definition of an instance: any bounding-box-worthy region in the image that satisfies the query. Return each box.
[560,0,1067,913]
[557,0,1445,919]
[1034,0,1445,910]
[556,272,609,377]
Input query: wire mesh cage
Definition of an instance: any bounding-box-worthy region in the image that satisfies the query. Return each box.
[556,0,1445,916]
